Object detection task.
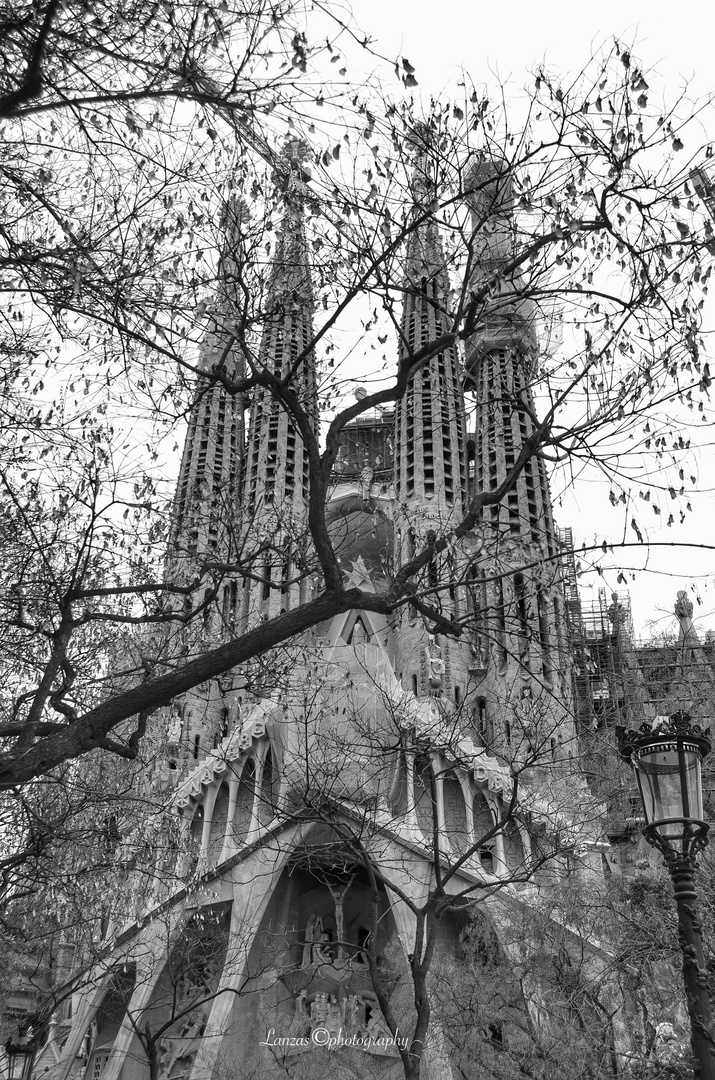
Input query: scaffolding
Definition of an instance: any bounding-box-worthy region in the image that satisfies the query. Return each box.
[557,536,715,837]
[556,527,581,626]
[566,588,635,730]
[332,410,395,481]
[566,583,715,730]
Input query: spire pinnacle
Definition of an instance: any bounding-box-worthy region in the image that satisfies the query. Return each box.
[241,171,318,623]
[393,127,467,703]
[167,197,247,583]
[278,136,312,189]
[394,132,466,512]
[463,151,537,373]
[405,122,438,204]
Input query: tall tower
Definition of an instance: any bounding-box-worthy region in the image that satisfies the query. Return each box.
[163,199,248,767]
[394,132,468,705]
[241,144,317,625]
[167,146,318,769]
[463,153,575,759]
[31,142,613,1080]
[167,198,247,589]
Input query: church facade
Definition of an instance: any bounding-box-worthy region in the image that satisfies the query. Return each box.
[24,140,678,1080]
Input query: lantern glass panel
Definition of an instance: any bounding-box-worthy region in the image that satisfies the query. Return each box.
[7,1054,31,1080]
[635,742,703,841]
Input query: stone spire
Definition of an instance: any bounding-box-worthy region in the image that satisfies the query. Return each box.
[162,198,249,770]
[395,131,466,516]
[241,140,318,624]
[463,152,572,756]
[167,197,247,597]
[669,590,715,724]
[394,129,468,703]
[463,154,556,559]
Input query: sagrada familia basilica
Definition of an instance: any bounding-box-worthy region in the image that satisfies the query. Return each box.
[13,137,715,1080]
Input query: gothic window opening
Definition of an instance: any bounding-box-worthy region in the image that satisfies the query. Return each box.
[513,573,530,642]
[479,845,495,873]
[235,758,257,839]
[475,697,490,745]
[507,490,520,533]
[426,529,438,590]
[262,560,272,602]
[355,925,371,963]
[415,756,435,840]
[537,587,553,680]
[495,579,508,668]
[258,749,278,826]
[447,550,457,607]
[348,617,369,645]
[189,804,204,852]
[488,1022,504,1047]
[443,771,468,852]
[202,588,212,629]
[502,821,527,873]
[524,459,540,542]
[389,749,410,817]
[468,567,488,668]
[280,557,291,596]
[209,783,230,863]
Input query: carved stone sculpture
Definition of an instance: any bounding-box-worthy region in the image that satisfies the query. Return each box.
[513,686,536,735]
[674,589,699,642]
[326,995,342,1035]
[310,992,329,1029]
[675,590,693,621]
[291,989,309,1036]
[302,914,334,966]
[157,1010,207,1080]
[607,592,627,628]
[343,993,363,1034]
[651,1021,685,1068]
[425,635,444,688]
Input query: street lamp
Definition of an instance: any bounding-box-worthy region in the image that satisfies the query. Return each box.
[617,711,715,1080]
[2,1042,33,1080]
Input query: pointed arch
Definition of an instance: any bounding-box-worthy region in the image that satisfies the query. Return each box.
[258,747,279,827]
[442,769,468,852]
[414,755,436,842]
[208,782,231,863]
[234,758,257,841]
[473,787,497,872]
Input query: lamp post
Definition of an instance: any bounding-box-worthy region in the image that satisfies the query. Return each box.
[2,1042,33,1080]
[617,711,715,1080]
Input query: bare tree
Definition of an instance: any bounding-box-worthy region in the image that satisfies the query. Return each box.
[3,41,715,1079]
[1,41,713,795]
[0,0,338,119]
[427,887,680,1080]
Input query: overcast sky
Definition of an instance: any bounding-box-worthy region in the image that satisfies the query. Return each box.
[349,0,712,105]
